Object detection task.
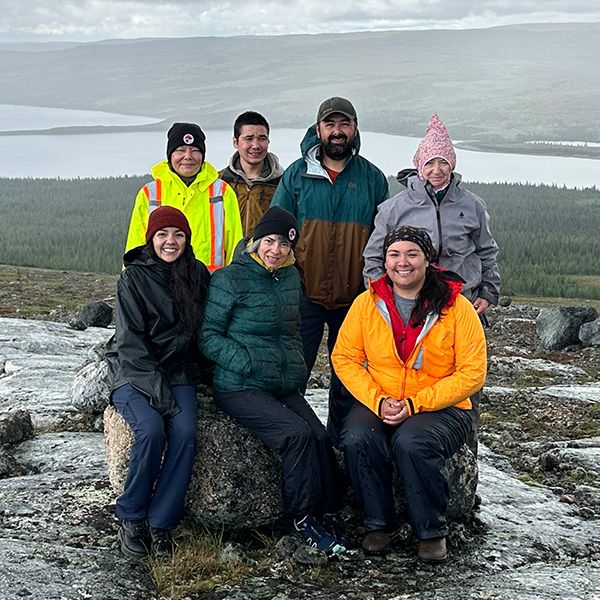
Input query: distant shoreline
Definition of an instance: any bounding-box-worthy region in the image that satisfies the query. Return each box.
[1,123,599,161]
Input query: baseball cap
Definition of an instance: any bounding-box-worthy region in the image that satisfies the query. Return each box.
[316,97,357,122]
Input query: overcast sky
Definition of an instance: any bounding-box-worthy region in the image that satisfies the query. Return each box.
[0,1,599,42]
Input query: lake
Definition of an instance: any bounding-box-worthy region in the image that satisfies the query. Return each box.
[1,105,599,187]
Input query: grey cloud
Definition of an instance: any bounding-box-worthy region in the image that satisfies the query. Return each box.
[0,0,599,41]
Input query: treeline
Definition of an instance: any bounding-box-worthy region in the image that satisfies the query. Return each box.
[0,176,145,273]
[1,176,599,299]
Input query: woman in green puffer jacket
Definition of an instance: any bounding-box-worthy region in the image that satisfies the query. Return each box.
[200,206,345,556]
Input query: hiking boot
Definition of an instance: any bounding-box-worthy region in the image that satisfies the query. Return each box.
[149,527,174,559]
[294,515,345,556]
[418,537,447,563]
[322,513,348,548]
[361,530,392,555]
[118,519,149,559]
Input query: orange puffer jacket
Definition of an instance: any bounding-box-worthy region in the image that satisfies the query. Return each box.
[331,284,486,418]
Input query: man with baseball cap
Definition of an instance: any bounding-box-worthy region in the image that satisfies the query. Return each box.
[126,122,242,271]
[271,97,389,445]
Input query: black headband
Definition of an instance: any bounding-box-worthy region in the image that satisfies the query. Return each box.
[383,226,436,262]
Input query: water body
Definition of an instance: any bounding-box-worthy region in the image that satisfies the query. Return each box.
[1,105,599,187]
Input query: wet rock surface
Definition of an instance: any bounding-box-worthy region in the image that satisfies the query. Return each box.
[0,300,599,599]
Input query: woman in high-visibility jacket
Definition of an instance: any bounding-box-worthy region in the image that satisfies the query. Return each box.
[126,122,243,272]
[332,226,486,562]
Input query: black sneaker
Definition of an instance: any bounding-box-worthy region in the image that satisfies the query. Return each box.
[294,515,345,555]
[322,513,348,548]
[149,527,174,559]
[118,519,149,559]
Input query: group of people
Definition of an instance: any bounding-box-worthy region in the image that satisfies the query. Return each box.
[106,96,499,564]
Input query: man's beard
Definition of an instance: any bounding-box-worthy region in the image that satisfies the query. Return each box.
[321,136,353,161]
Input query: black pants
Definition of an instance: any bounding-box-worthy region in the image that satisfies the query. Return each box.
[340,402,472,539]
[213,389,340,519]
[299,296,351,446]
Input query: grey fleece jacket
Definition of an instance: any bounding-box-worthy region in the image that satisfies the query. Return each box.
[362,172,500,305]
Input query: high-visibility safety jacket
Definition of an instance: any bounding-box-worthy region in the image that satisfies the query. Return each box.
[331,278,487,418]
[126,160,243,271]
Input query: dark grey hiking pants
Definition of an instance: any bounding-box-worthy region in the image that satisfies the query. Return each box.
[213,389,340,519]
[340,402,472,539]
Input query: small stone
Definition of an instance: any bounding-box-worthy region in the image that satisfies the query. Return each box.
[275,534,301,559]
[0,410,34,446]
[559,494,576,504]
[292,544,329,565]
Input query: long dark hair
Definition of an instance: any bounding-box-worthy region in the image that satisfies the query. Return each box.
[148,241,208,335]
[409,267,462,326]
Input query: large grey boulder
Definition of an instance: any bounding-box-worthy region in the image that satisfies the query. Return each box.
[71,360,111,415]
[536,306,598,350]
[104,393,478,531]
[579,318,600,347]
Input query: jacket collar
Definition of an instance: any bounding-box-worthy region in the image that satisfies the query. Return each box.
[150,159,220,193]
[225,151,284,184]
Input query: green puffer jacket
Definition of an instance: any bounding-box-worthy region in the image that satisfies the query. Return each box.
[199,252,307,395]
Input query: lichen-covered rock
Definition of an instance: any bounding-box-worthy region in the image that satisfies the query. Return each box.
[0,448,23,478]
[69,300,113,330]
[536,306,598,350]
[71,360,111,415]
[0,410,33,446]
[579,318,600,347]
[104,394,479,531]
[103,402,134,494]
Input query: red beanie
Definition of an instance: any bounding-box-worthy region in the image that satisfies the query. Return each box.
[145,206,192,242]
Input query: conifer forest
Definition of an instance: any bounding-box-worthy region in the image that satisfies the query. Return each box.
[1,176,599,300]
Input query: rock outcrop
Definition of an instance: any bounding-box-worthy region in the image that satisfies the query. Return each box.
[2,301,600,600]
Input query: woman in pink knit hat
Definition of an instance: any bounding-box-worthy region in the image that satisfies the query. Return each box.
[363,114,499,313]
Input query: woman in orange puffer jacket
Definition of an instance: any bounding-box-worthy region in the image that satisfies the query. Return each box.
[332,225,486,562]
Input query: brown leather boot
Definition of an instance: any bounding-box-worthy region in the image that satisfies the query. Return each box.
[362,530,392,555]
[418,537,447,562]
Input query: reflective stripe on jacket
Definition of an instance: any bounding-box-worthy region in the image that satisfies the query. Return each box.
[331,282,487,417]
[125,160,243,271]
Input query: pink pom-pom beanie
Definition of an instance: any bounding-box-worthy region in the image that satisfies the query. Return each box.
[412,114,456,179]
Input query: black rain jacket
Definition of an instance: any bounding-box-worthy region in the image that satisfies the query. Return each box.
[105,245,210,417]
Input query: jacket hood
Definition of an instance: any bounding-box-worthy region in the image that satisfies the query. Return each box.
[300,124,362,157]
[150,159,220,192]
[123,245,174,274]
[225,151,284,185]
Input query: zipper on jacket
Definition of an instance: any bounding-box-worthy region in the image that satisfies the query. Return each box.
[425,185,444,259]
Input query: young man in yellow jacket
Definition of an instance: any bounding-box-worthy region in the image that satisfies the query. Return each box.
[126,123,243,271]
